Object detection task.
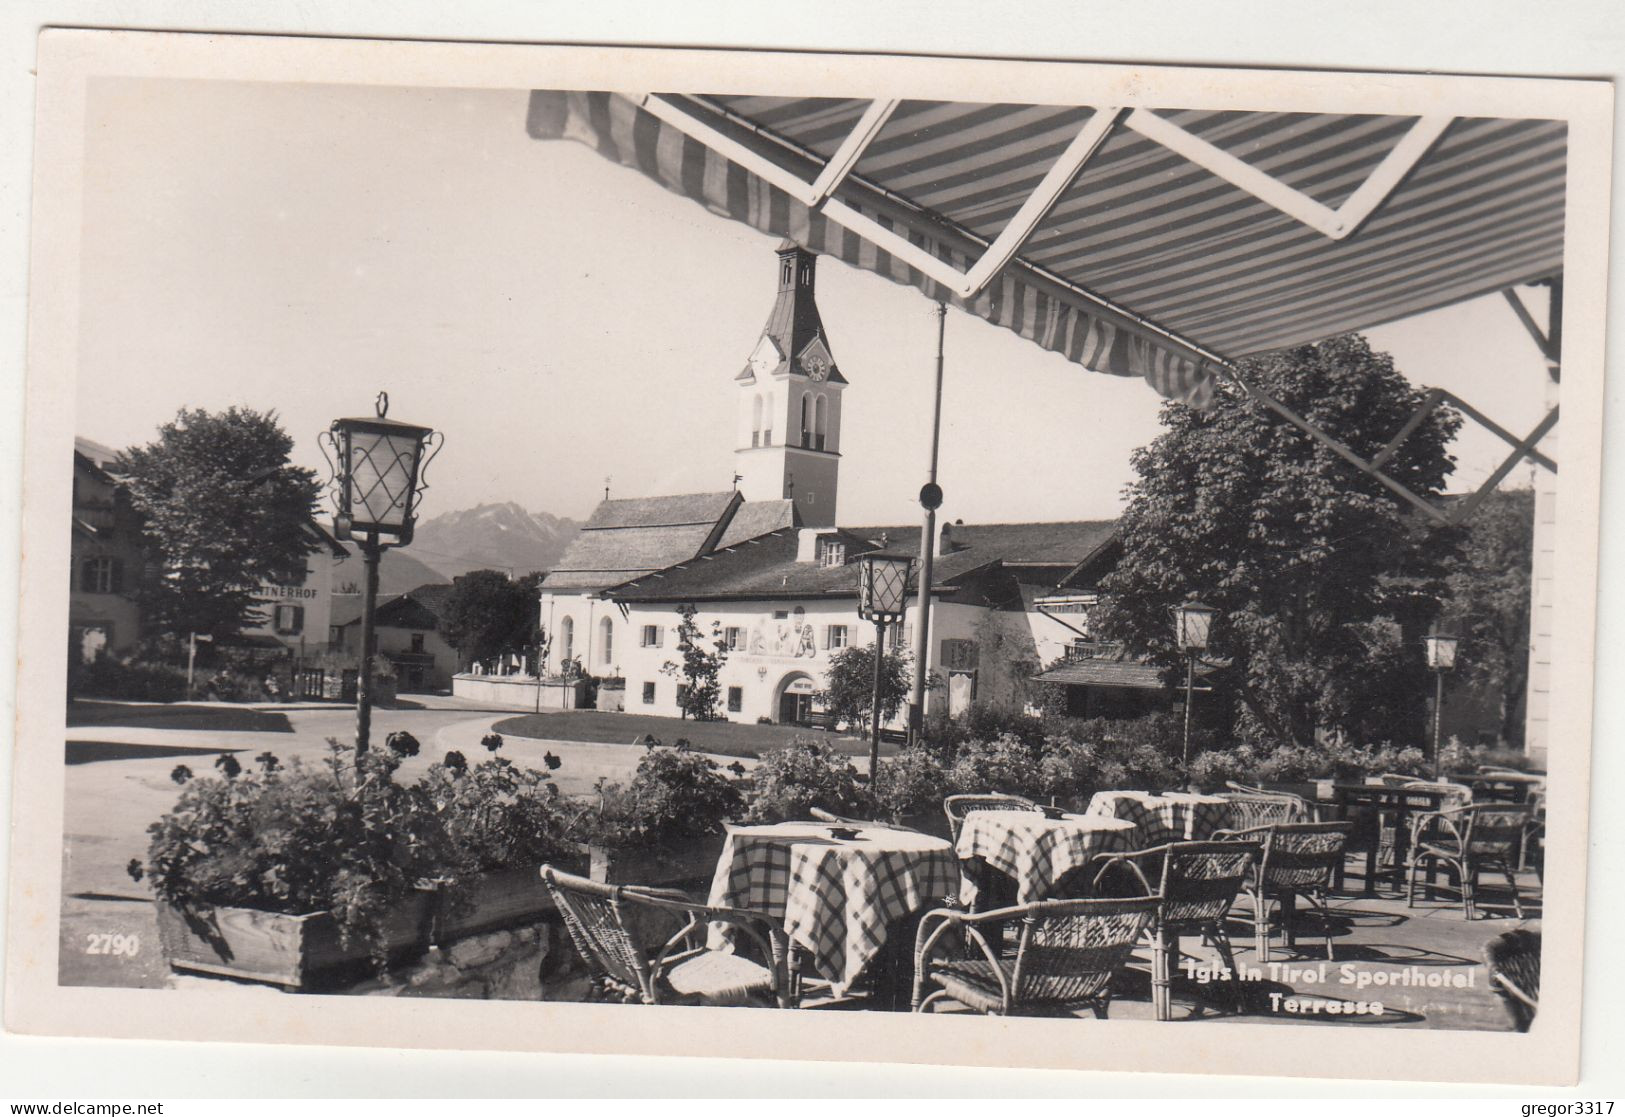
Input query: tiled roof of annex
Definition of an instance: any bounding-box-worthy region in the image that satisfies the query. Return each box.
[539,490,743,593]
[611,519,1118,603]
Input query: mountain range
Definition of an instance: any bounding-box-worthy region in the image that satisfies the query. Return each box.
[381,502,581,589]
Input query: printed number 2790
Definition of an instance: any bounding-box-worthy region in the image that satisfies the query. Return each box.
[85,932,140,957]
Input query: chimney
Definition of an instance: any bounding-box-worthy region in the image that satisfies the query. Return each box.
[796,527,835,563]
[937,521,961,557]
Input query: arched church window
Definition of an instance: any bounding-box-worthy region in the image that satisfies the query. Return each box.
[814,395,828,451]
[763,391,773,446]
[751,394,763,448]
[599,616,613,666]
[800,392,811,446]
[559,617,574,665]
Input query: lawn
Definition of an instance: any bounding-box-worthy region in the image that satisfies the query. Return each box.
[491,709,902,760]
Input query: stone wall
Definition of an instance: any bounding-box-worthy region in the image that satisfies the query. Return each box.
[351,918,596,1001]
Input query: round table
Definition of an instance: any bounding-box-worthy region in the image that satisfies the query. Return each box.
[1085,790,1236,846]
[954,809,1141,904]
[706,821,958,997]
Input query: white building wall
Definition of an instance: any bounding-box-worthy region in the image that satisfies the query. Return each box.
[243,546,351,656]
[543,587,1072,726]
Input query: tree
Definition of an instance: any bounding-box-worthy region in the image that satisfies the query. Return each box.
[1095,334,1463,749]
[819,640,915,733]
[1440,487,1534,747]
[438,570,542,671]
[114,408,322,639]
[660,604,730,720]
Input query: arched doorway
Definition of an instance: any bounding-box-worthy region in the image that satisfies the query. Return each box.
[774,671,817,726]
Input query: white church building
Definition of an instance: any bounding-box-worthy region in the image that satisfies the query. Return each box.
[539,243,1170,727]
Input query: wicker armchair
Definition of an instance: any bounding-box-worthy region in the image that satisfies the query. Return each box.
[912,896,1157,1017]
[943,793,1040,844]
[540,865,793,1007]
[1483,928,1540,1032]
[1216,821,1351,963]
[1087,840,1262,1020]
[1218,791,1311,830]
[1520,788,1545,875]
[1405,804,1530,920]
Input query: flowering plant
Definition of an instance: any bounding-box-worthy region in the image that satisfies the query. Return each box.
[130,735,576,967]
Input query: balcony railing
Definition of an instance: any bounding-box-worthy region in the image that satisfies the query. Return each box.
[1061,641,1124,663]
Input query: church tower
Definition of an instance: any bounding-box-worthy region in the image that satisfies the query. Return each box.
[735,242,847,528]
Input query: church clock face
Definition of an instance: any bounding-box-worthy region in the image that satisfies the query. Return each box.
[799,337,834,381]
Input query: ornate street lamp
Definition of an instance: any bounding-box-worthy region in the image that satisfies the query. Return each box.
[856,551,914,782]
[320,393,442,755]
[1423,626,1460,778]
[1174,599,1216,787]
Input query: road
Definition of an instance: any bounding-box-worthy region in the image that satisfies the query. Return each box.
[57,695,755,989]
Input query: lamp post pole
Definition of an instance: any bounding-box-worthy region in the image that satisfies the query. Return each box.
[870,621,887,782]
[1432,668,1445,780]
[355,531,382,756]
[1182,650,1197,788]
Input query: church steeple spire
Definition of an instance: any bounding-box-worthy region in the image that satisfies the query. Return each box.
[734,242,846,528]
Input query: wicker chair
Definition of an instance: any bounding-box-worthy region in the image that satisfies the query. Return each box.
[942,793,1040,844]
[1218,791,1311,830]
[540,865,793,1007]
[1520,788,1546,875]
[1483,928,1540,1032]
[1405,804,1530,920]
[1216,821,1351,963]
[912,896,1157,1017]
[1087,840,1262,1020]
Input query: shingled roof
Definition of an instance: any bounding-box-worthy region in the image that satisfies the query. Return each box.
[716,499,797,549]
[612,520,1118,603]
[541,490,744,594]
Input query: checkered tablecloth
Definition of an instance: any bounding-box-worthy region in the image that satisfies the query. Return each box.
[1084,791,1236,846]
[707,822,958,996]
[954,810,1141,904]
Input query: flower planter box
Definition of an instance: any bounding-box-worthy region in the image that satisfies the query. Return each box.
[155,895,437,991]
[155,860,584,991]
[588,837,725,889]
[440,862,576,940]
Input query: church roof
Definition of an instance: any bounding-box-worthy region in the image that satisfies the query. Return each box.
[735,244,848,386]
[611,519,1118,603]
[545,490,796,594]
[716,499,798,549]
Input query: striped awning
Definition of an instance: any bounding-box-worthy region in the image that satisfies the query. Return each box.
[526,92,1565,410]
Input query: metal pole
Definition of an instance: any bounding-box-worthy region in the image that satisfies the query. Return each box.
[186,632,196,700]
[356,533,381,756]
[908,304,948,741]
[1183,653,1196,789]
[870,621,886,783]
[1432,670,1445,779]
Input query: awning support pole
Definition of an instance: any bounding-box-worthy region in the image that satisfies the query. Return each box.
[908,305,948,743]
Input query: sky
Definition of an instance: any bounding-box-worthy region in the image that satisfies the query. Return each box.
[75,79,1556,529]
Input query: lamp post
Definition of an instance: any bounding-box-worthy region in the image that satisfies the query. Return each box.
[1423,629,1460,779]
[857,551,914,783]
[320,393,441,755]
[1173,600,1216,788]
